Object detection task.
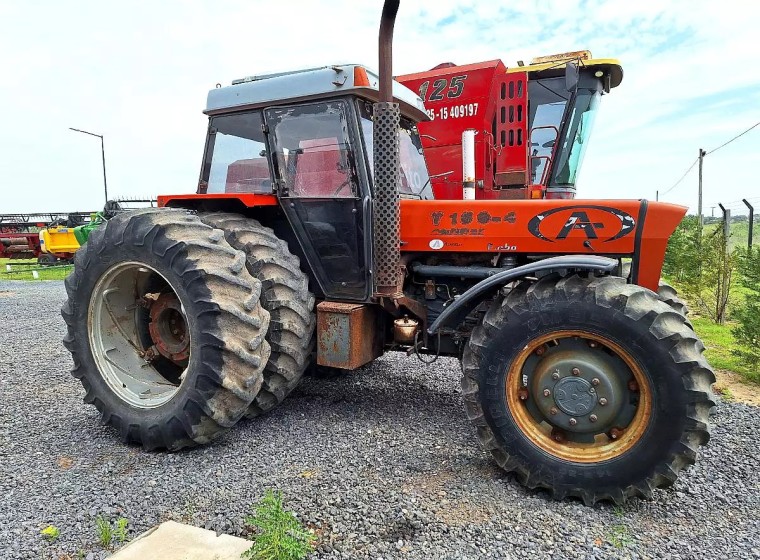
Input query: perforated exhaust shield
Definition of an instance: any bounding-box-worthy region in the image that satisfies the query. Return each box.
[372,101,401,295]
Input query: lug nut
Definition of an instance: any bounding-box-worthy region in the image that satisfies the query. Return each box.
[628,379,639,392]
[569,418,577,426]
[588,341,598,348]
[589,414,598,423]
[543,388,551,397]
[552,371,560,380]
[591,378,600,386]
[609,427,623,440]
[535,346,546,356]
[599,398,608,406]
[549,407,558,416]
[571,367,580,376]
[518,388,529,401]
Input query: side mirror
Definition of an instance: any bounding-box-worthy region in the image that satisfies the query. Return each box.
[565,62,579,92]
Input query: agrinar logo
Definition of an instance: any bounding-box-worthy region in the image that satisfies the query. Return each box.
[527,205,636,242]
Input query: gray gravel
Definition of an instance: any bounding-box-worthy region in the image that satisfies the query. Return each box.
[1,280,759,560]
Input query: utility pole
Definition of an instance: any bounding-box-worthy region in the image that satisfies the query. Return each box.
[697,148,706,228]
[655,189,659,202]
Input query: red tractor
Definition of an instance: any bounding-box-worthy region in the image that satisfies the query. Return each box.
[62,1,714,505]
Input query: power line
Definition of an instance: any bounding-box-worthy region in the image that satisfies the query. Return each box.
[660,158,698,197]
[706,120,760,155]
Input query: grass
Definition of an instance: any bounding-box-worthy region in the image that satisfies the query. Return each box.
[95,515,113,548]
[690,316,760,384]
[0,258,72,281]
[243,490,315,560]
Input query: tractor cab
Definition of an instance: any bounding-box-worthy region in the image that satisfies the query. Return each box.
[519,52,623,199]
[190,64,432,299]
[199,64,431,200]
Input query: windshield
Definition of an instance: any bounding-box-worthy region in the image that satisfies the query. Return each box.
[358,102,433,199]
[551,87,601,186]
[201,111,272,194]
[528,77,568,185]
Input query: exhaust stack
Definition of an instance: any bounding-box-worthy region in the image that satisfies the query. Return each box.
[372,0,402,297]
[462,129,476,200]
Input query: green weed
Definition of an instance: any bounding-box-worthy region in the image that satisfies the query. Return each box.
[114,517,129,543]
[40,525,60,542]
[95,515,113,548]
[607,507,634,549]
[242,489,315,560]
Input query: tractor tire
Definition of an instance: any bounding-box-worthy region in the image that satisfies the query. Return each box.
[655,281,689,316]
[61,209,271,450]
[199,213,315,417]
[461,273,715,505]
[622,262,689,316]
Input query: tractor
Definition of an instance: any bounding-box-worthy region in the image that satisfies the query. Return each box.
[62,0,714,505]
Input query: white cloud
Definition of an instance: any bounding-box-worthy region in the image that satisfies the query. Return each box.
[0,0,757,214]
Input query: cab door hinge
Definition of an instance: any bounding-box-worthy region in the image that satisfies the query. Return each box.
[261,123,269,134]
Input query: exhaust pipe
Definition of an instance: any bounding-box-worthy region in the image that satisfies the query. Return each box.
[462,129,476,200]
[373,0,402,297]
[378,0,399,103]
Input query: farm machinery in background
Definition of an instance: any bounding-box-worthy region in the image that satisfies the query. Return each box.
[61,0,714,506]
[0,200,156,264]
[0,212,95,264]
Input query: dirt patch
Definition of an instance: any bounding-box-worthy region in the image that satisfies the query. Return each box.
[714,370,760,406]
[56,456,74,470]
[402,467,495,526]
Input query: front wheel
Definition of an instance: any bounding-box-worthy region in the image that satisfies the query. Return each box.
[462,274,715,505]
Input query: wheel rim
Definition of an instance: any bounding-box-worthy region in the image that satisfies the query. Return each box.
[88,262,189,409]
[506,330,651,463]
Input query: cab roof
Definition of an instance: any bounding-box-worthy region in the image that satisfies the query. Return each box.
[205,64,428,121]
[506,50,623,89]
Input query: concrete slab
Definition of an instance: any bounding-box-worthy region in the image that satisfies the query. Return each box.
[110,520,251,560]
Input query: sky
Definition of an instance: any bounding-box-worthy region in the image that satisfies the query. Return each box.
[1,0,758,216]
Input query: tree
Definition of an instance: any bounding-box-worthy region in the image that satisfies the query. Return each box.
[732,247,760,367]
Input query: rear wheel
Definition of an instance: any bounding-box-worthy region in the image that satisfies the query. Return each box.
[61,209,271,450]
[200,213,315,417]
[462,273,715,505]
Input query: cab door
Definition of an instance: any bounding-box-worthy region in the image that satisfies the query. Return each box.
[265,100,370,300]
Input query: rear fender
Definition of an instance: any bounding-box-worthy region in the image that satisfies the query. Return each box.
[427,255,618,335]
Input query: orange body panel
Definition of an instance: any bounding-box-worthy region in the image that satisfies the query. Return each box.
[157,192,684,293]
[157,193,279,207]
[400,199,685,292]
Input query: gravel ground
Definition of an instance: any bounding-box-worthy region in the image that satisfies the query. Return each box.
[1,280,759,560]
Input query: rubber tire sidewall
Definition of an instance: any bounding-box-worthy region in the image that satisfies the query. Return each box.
[67,215,242,448]
[475,294,690,492]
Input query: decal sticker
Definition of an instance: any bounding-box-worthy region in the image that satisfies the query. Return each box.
[429,239,444,250]
[431,211,516,227]
[527,205,636,243]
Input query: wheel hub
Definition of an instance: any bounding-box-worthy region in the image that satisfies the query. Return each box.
[528,340,631,435]
[553,377,595,416]
[148,293,189,363]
